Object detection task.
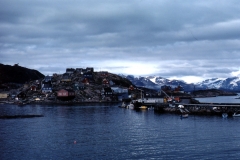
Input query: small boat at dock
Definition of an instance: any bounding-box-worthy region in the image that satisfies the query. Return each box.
[139,106,147,110]
[233,111,240,117]
[178,105,189,118]
[119,102,127,108]
[127,103,134,109]
[180,114,188,118]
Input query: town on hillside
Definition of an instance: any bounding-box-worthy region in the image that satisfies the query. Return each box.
[0,67,132,104]
[0,66,193,105]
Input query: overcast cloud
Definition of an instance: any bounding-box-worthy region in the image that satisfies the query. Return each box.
[1,0,240,83]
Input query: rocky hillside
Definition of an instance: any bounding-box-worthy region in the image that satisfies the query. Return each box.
[1,69,135,103]
[0,63,44,84]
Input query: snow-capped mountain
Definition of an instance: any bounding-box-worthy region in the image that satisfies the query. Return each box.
[121,75,195,91]
[124,75,159,89]
[196,77,240,90]
[121,75,240,91]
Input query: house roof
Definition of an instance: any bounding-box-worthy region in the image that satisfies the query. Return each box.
[66,68,75,72]
[42,83,52,88]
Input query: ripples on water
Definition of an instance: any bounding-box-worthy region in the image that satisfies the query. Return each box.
[1,103,240,160]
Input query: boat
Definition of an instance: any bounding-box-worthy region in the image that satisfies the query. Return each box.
[180,113,188,118]
[119,102,127,108]
[139,106,148,110]
[127,103,134,109]
[212,107,221,113]
[222,113,228,118]
[233,111,240,117]
[179,105,189,118]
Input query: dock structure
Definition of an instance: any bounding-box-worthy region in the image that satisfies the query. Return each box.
[153,102,240,116]
[131,89,240,116]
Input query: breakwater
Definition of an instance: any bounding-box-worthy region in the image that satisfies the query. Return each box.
[154,102,240,116]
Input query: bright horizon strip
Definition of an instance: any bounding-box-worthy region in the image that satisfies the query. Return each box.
[168,76,205,84]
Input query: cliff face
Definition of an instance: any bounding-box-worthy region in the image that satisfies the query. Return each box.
[0,63,44,84]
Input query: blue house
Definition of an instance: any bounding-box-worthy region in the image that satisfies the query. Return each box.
[43,75,52,83]
[83,72,93,80]
[41,82,52,93]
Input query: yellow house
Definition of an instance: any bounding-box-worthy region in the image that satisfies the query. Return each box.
[0,93,8,99]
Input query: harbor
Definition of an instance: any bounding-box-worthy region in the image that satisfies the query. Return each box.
[154,102,240,117]
[121,93,240,117]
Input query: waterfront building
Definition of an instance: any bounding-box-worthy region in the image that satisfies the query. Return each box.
[57,89,75,101]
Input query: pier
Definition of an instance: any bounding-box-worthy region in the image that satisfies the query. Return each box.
[153,102,240,116]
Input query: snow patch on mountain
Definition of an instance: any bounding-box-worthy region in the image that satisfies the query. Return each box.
[230,77,240,86]
[196,78,225,89]
[149,76,157,84]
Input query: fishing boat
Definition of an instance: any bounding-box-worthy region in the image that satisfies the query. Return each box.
[139,106,148,110]
[212,107,221,113]
[127,103,134,109]
[180,113,188,118]
[119,102,127,108]
[179,105,189,118]
[233,111,240,117]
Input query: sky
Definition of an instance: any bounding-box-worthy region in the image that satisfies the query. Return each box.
[1,0,240,83]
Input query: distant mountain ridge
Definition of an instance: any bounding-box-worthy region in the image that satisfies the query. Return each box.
[196,77,240,91]
[121,75,240,91]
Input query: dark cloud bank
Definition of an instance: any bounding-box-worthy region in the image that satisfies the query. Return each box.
[1,0,240,83]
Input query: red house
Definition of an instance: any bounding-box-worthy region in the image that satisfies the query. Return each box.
[100,71,108,77]
[82,78,89,85]
[57,89,75,101]
[102,78,109,86]
[30,84,38,91]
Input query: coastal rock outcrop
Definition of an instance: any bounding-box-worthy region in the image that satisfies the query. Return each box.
[0,63,44,84]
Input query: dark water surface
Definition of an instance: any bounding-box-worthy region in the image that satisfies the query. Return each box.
[196,94,240,103]
[1,103,240,160]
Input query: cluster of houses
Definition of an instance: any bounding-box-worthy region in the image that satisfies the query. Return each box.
[161,85,184,93]
[1,67,131,103]
[0,66,188,105]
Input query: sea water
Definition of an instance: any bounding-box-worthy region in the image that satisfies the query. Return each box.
[195,93,240,103]
[0,100,240,160]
